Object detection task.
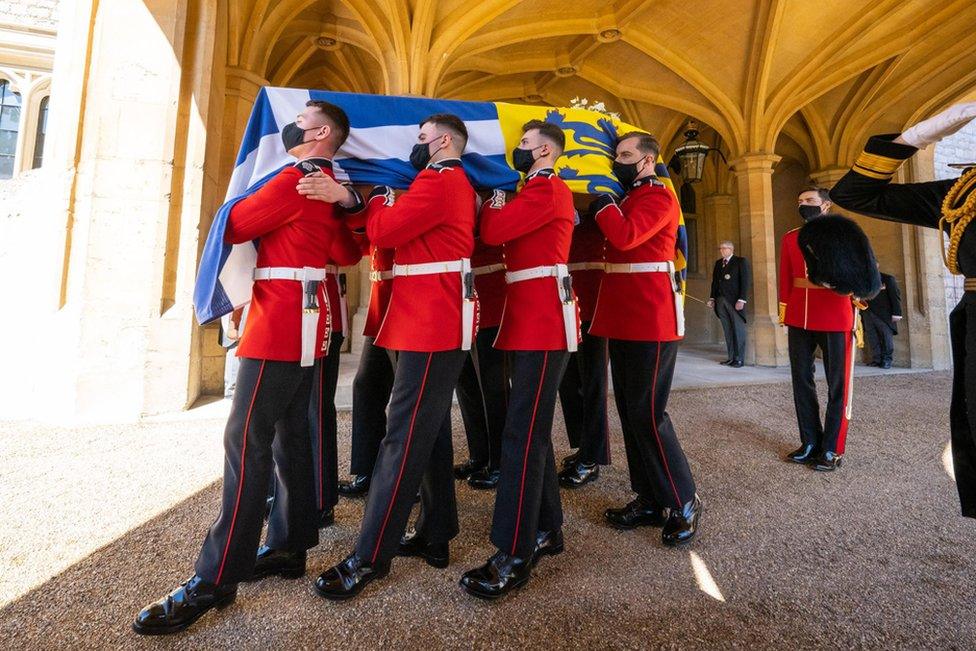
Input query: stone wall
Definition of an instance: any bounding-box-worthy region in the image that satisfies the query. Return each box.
[0,0,60,29]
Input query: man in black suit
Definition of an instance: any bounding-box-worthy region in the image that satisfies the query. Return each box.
[707,241,751,367]
[863,267,902,368]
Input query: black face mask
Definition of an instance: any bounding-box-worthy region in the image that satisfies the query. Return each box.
[281,122,320,153]
[512,145,543,174]
[410,139,445,171]
[612,158,645,188]
[798,204,823,222]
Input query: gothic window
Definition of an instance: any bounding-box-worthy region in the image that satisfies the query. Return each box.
[0,79,22,179]
[32,96,49,169]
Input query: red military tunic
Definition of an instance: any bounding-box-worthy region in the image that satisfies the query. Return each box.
[480,169,576,350]
[568,217,606,324]
[346,209,395,339]
[589,177,681,342]
[323,222,363,336]
[365,159,476,352]
[471,226,506,329]
[225,158,341,361]
[779,228,855,332]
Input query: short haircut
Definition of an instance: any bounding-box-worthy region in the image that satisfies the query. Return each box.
[421,113,468,152]
[522,119,565,154]
[618,131,660,160]
[799,185,830,203]
[719,241,734,248]
[306,100,350,148]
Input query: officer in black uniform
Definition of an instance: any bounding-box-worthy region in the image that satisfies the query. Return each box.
[830,101,976,518]
[863,268,902,368]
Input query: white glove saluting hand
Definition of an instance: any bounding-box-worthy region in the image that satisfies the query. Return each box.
[897,102,976,149]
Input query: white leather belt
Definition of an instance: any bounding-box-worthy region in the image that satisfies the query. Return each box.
[473,263,506,276]
[505,265,562,283]
[568,262,605,272]
[252,266,328,367]
[253,266,327,282]
[603,260,684,337]
[392,260,464,276]
[391,258,474,351]
[504,264,578,352]
[369,269,394,282]
[604,262,672,274]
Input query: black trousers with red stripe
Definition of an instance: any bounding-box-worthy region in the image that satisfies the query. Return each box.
[490,350,568,560]
[195,357,319,585]
[349,336,396,476]
[558,326,611,465]
[354,350,465,564]
[309,333,343,516]
[456,326,508,470]
[608,340,696,510]
[787,326,853,455]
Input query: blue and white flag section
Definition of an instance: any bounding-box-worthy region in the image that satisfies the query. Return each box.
[193,87,687,326]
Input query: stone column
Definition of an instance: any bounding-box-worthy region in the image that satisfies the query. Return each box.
[36,0,220,421]
[350,258,371,354]
[730,153,787,366]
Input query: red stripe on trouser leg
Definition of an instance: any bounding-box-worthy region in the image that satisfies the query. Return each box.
[649,344,683,508]
[836,334,854,455]
[318,360,325,510]
[511,352,549,556]
[370,353,433,563]
[215,360,266,585]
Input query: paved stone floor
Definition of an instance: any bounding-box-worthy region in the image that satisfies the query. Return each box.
[0,363,972,649]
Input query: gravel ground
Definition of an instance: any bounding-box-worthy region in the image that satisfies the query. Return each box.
[1,371,974,649]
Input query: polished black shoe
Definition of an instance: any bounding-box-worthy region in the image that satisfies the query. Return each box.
[558,461,600,488]
[397,531,449,568]
[719,358,733,365]
[662,494,702,547]
[132,575,237,636]
[313,552,390,601]
[338,475,369,497]
[453,458,486,480]
[319,508,335,528]
[561,451,579,468]
[532,529,564,566]
[730,360,744,368]
[467,467,501,490]
[459,550,532,600]
[880,361,892,369]
[604,498,668,529]
[245,545,306,582]
[786,443,817,464]
[812,451,843,472]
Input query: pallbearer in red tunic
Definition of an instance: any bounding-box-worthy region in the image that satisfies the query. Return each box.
[460,119,576,600]
[557,214,611,488]
[454,210,509,490]
[780,187,858,471]
[134,101,355,636]
[589,132,701,548]
[308,114,477,600]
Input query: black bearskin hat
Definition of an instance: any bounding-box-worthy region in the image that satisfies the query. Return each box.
[798,214,881,300]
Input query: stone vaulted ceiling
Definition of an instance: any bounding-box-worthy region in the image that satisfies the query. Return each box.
[223,0,976,169]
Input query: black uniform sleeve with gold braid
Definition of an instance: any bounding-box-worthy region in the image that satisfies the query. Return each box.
[830,134,955,230]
